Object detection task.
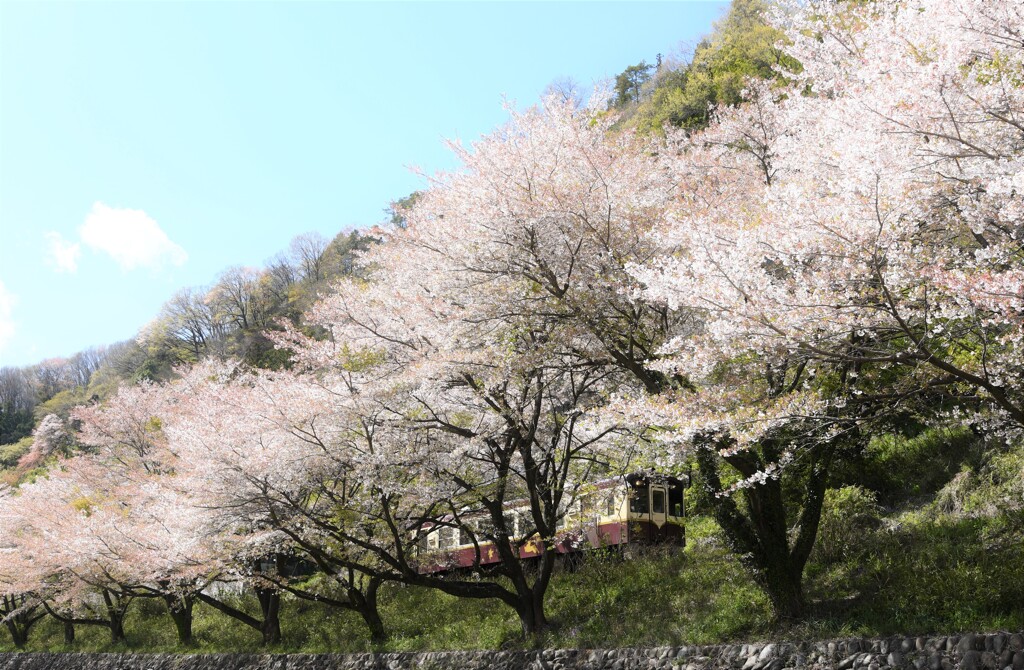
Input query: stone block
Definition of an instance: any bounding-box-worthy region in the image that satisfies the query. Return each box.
[960,636,985,654]
[962,650,983,670]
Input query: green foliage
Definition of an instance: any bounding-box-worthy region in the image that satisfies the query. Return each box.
[856,426,984,502]
[386,192,422,230]
[0,407,34,445]
[245,339,295,371]
[323,229,381,280]
[812,486,882,564]
[631,0,796,134]
[805,510,1024,636]
[34,387,90,422]
[611,61,655,109]
[0,436,32,469]
[931,446,1024,520]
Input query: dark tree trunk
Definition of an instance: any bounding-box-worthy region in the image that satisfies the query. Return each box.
[518,547,556,635]
[1,596,44,648]
[353,576,386,643]
[268,559,392,644]
[101,589,128,643]
[5,620,27,648]
[198,555,287,648]
[256,587,282,646]
[40,601,114,644]
[163,594,194,646]
[109,616,126,644]
[695,439,833,621]
[357,595,386,642]
[197,588,281,647]
[513,593,550,636]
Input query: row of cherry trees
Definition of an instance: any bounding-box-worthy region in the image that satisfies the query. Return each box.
[2,0,1022,647]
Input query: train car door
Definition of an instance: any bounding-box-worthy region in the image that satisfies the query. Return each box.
[628,478,650,542]
[650,485,668,531]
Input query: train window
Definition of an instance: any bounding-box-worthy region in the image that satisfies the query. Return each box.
[669,486,684,518]
[440,526,458,549]
[652,489,666,515]
[629,485,649,514]
[506,511,521,538]
[605,493,618,516]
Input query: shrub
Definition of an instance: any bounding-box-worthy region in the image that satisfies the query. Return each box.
[812,485,882,564]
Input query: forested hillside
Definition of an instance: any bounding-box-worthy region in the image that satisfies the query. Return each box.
[2,0,1023,654]
[0,228,379,471]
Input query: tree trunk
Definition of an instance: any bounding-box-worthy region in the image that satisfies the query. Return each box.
[694,441,831,621]
[63,621,75,645]
[1,596,43,648]
[760,560,806,619]
[508,547,554,636]
[164,594,194,646]
[5,620,27,648]
[102,589,127,643]
[255,585,282,646]
[358,600,386,643]
[355,577,386,643]
[513,593,550,636]
[196,592,268,644]
[109,614,126,643]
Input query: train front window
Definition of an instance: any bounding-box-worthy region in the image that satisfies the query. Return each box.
[669,485,684,518]
[652,489,666,515]
[629,485,649,514]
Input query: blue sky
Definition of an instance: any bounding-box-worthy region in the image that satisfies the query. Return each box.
[0,1,727,368]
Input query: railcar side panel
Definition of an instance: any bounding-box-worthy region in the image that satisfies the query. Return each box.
[413,472,688,574]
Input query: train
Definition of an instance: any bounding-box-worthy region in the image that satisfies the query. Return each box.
[414,472,690,573]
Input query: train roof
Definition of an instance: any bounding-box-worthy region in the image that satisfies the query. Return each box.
[623,472,690,489]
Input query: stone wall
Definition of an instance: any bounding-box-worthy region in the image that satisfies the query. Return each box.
[0,632,1022,670]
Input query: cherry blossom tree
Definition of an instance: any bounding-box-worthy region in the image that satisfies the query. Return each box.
[0,488,45,647]
[2,0,1014,641]
[160,358,431,644]
[267,96,687,635]
[3,382,225,646]
[2,457,143,643]
[643,0,1024,426]
[626,0,1024,617]
[17,413,74,470]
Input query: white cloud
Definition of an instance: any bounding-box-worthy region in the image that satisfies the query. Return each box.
[0,280,16,354]
[79,202,188,271]
[43,232,82,273]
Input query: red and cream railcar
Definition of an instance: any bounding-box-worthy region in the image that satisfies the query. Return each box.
[415,473,689,574]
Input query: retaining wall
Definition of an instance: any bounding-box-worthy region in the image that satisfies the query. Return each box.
[0,632,1022,670]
